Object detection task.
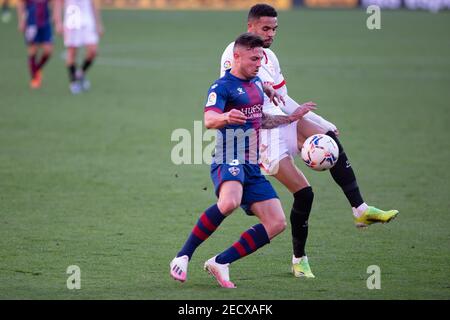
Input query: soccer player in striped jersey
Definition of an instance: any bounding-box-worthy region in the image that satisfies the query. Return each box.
[169,33,316,288]
[220,4,399,278]
[16,0,54,89]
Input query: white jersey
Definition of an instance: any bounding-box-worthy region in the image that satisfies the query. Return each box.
[64,0,96,30]
[220,42,287,116]
[219,41,338,174]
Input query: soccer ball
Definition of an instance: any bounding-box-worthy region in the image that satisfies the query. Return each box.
[301,134,339,171]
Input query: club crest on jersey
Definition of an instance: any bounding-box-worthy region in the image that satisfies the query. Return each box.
[228,166,240,176]
[205,92,217,107]
[237,87,245,95]
[223,60,232,70]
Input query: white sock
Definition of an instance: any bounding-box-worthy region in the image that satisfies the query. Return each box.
[292,255,307,264]
[352,203,369,217]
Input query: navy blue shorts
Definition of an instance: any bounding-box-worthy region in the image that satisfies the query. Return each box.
[24,24,53,44]
[210,162,278,215]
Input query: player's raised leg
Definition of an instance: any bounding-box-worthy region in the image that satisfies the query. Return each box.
[170,180,241,282]
[324,130,399,227]
[297,115,398,227]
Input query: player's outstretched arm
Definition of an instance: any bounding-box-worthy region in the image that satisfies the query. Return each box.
[261,102,317,129]
[204,109,246,129]
[280,94,339,135]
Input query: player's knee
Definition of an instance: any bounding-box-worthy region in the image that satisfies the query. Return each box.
[66,54,76,64]
[43,45,53,56]
[275,216,287,233]
[89,52,97,61]
[326,130,343,154]
[290,180,309,194]
[217,198,240,215]
[267,216,286,237]
[87,48,97,60]
[292,186,314,216]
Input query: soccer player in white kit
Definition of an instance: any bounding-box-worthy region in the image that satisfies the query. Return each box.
[54,0,103,94]
[220,4,399,278]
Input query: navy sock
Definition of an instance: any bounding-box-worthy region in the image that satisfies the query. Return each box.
[177,204,225,260]
[67,64,77,82]
[82,58,94,73]
[215,224,270,264]
[291,186,314,258]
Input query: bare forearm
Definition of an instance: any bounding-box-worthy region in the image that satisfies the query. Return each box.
[280,94,300,115]
[204,112,228,129]
[261,113,294,129]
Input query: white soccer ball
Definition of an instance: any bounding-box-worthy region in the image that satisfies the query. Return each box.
[301,134,339,171]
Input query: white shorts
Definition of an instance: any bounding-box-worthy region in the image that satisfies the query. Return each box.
[64,26,98,47]
[259,120,299,175]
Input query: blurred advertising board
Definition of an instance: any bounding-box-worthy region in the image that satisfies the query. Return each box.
[96,0,292,10]
[362,0,450,11]
[302,0,359,7]
[361,0,402,8]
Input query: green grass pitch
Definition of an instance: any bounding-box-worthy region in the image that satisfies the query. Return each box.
[0,8,449,299]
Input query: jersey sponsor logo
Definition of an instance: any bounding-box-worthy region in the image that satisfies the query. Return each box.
[241,104,263,119]
[228,166,240,176]
[205,92,217,107]
[223,60,232,70]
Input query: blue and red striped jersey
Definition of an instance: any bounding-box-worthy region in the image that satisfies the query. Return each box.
[204,70,265,165]
[25,0,51,28]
